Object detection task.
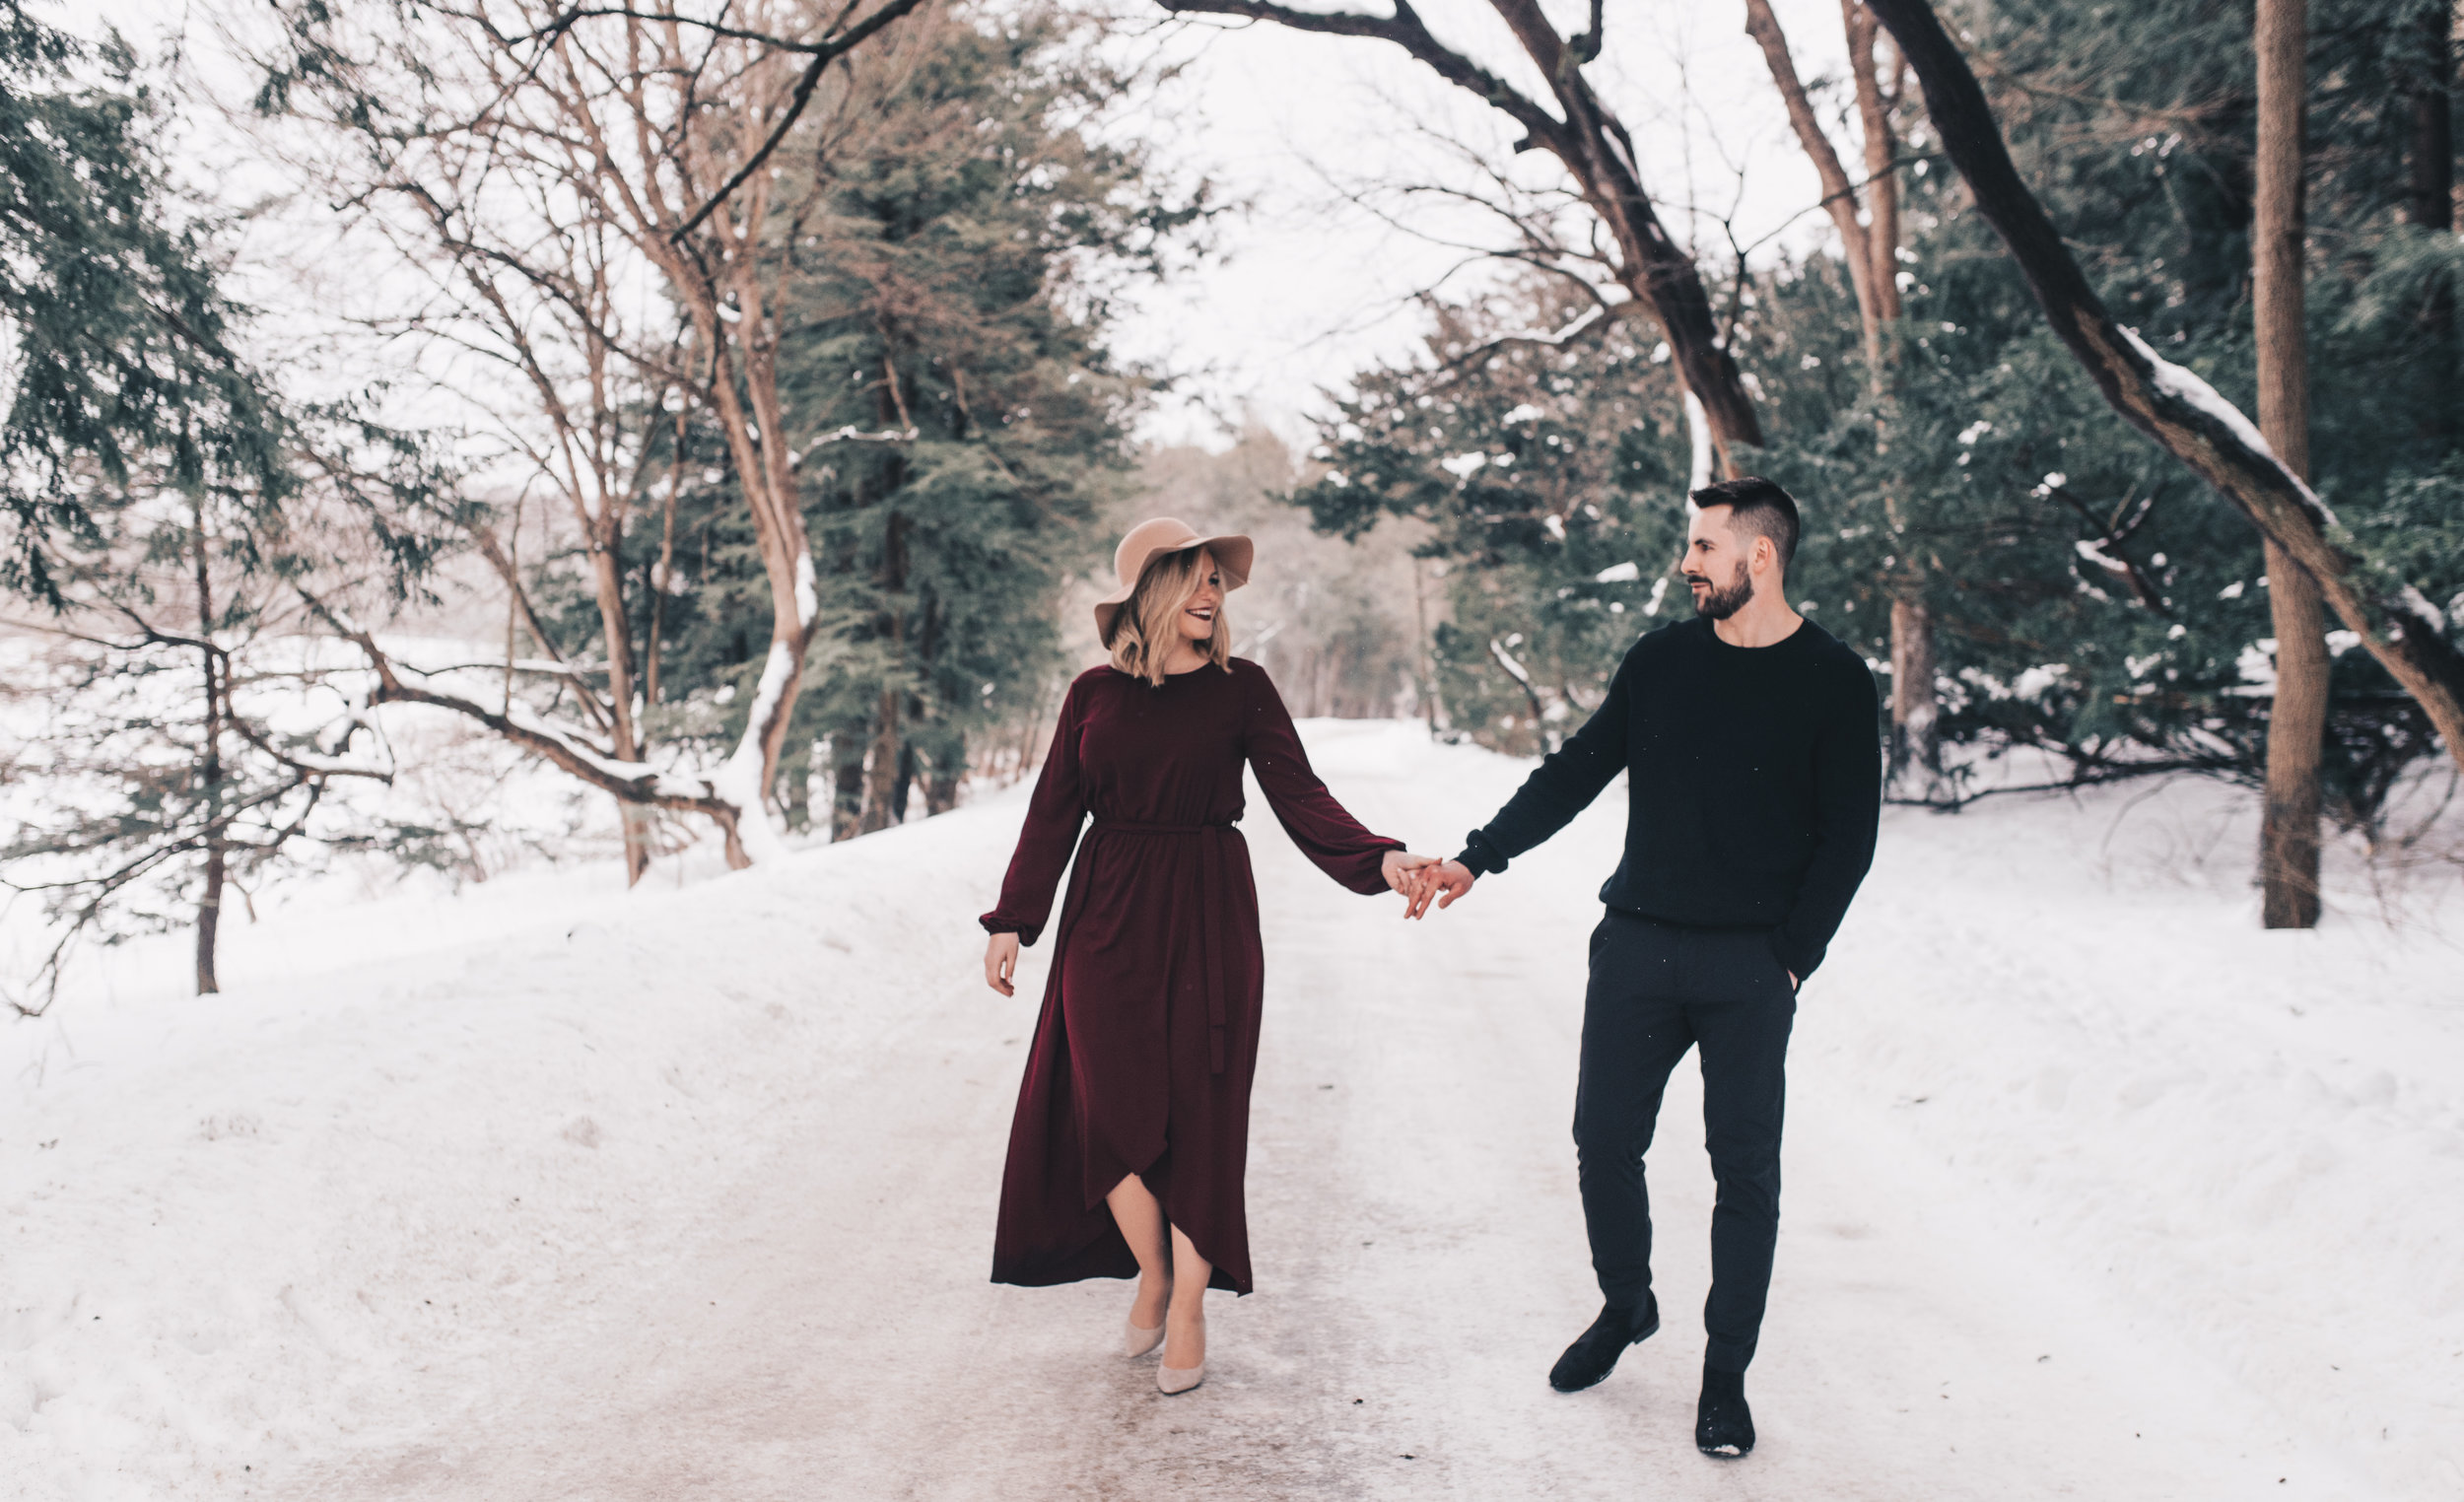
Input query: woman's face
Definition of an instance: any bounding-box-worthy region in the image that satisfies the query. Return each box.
[1177,549,1224,642]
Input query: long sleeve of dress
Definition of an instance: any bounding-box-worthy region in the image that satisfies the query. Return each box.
[1238,663,1403,894]
[980,681,1090,944]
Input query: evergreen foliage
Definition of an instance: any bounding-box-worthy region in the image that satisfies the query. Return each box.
[0,3,459,1001]
[0,2,294,606]
[1296,284,1695,757]
[635,11,1206,832]
[1295,0,2463,833]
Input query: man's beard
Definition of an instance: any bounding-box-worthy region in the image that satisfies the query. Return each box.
[1687,560,1754,620]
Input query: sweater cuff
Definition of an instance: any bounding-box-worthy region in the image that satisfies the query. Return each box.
[1766,928,1820,984]
[1456,830,1508,876]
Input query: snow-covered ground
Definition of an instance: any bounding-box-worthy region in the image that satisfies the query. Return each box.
[4,720,2461,1499]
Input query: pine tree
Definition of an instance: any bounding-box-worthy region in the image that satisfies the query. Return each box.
[649,9,1208,834]
[0,2,293,604]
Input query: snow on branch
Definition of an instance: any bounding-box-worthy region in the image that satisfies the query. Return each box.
[1487,637,1536,689]
[1440,304,1616,372]
[2115,327,2333,525]
[297,590,750,864]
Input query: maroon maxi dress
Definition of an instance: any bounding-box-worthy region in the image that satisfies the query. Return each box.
[980,657,1402,1294]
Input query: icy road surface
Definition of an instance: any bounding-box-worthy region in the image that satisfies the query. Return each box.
[5,720,2459,1499]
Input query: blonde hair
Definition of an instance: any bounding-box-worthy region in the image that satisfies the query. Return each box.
[1108,545,1232,687]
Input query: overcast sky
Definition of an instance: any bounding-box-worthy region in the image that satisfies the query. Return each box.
[1101,0,1852,447]
[86,0,1860,451]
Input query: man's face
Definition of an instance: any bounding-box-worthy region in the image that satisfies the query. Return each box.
[1682,506,1757,621]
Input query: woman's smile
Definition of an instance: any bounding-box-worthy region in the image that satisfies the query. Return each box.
[1179,573,1223,639]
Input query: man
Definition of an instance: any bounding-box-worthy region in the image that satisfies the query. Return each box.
[1423,477,1881,1459]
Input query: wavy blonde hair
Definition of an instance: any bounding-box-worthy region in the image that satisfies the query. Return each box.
[1108,545,1232,687]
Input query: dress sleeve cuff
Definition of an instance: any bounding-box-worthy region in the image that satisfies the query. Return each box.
[980,914,1043,946]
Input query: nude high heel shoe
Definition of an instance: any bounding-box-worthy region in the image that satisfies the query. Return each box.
[1156,1313,1204,1394]
[1124,1279,1169,1358]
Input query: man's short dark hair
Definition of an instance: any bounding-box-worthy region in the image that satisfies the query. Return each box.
[1688,476,1801,575]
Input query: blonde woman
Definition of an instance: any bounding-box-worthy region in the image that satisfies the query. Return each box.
[980,518,1438,1395]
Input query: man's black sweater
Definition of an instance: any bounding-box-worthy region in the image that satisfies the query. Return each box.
[1456,615,1882,980]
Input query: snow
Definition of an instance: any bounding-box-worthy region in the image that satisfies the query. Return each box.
[2398,583,2449,635]
[6,722,2463,1498]
[792,553,818,632]
[1485,638,1536,689]
[709,639,796,865]
[2118,327,2338,526]
[1683,389,1712,494]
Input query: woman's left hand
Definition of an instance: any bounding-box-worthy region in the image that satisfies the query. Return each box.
[1381,851,1443,920]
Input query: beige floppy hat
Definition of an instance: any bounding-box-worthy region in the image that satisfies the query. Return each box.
[1093,516,1255,646]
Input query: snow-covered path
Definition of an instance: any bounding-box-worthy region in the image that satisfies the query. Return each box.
[7,721,2460,1498]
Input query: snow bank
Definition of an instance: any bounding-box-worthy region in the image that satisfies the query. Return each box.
[1,808,988,1497]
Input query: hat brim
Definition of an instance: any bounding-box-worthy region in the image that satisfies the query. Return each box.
[1094,534,1253,646]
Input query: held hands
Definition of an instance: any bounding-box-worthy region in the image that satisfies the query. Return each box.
[1381,851,1478,920]
[989,854,1472,990]
[1424,858,1477,911]
[1380,851,1443,919]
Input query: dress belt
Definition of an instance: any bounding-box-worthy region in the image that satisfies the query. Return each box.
[1089,820,1236,835]
[1088,818,1238,1073]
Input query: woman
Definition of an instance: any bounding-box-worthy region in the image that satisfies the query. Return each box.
[980,517,1437,1396]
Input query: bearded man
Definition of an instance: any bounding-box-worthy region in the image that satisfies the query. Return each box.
[1423,476,1882,1459]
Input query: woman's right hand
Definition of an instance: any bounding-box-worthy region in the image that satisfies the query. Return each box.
[985,932,1021,996]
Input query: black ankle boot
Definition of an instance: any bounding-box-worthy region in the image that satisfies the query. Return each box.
[1547,1296,1660,1392]
[1695,1366,1755,1458]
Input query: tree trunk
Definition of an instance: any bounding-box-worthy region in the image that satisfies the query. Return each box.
[890,739,919,824]
[924,734,964,815]
[608,560,650,889]
[1745,0,1883,375]
[646,396,688,711]
[1887,594,1944,794]
[2254,0,2326,929]
[618,804,654,884]
[859,688,903,833]
[1753,0,1938,793]
[2412,9,2454,233]
[831,724,868,842]
[1846,0,1904,326]
[2409,9,2454,444]
[193,501,224,996]
[1866,0,2464,776]
[2260,545,2328,925]
[783,737,815,832]
[196,843,225,996]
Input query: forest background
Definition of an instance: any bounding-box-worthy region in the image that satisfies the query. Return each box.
[4,0,2462,1009]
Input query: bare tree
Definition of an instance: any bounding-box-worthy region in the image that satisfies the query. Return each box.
[3,494,397,1011]
[256,0,929,864]
[1156,0,1762,471]
[1866,0,2464,778]
[1743,0,1947,799]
